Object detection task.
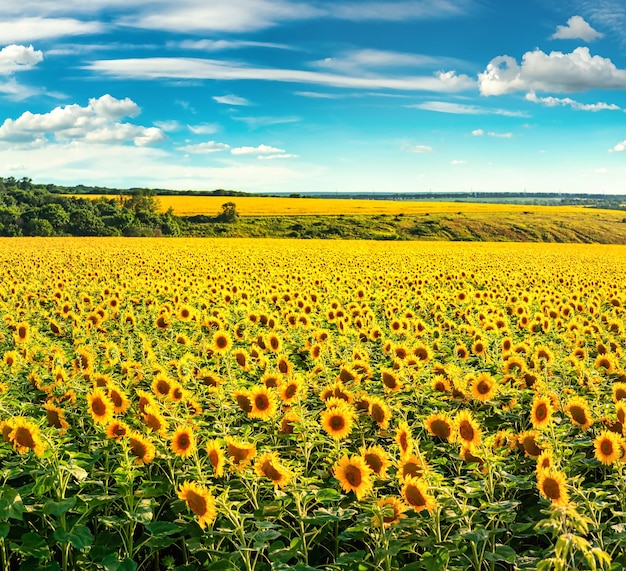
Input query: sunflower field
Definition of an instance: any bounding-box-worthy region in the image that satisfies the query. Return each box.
[1,238,625,571]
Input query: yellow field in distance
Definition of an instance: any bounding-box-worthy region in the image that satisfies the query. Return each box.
[67,194,598,217]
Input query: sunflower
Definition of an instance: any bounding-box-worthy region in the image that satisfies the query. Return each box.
[360,445,390,479]
[43,402,69,431]
[280,411,300,435]
[517,430,543,459]
[105,420,129,439]
[319,381,353,404]
[107,384,130,414]
[233,389,252,414]
[397,453,429,483]
[8,418,46,456]
[537,469,569,507]
[279,376,304,404]
[211,331,232,354]
[86,388,114,426]
[178,481,217,529]
[401,476,436,514]
[612,382,626,404]
[565,396,594,430]
[206,440,226,477]
[455,410,482,449]
[395,420,414,457]
[136,389,158,414]
[171,426,196,458]
[593,430,623,466]
[460,445,486,470]
[470,373,498,402]
[320,402,355,440]
[536,450,554,473]
[255,452,292,489]
[248,385,278,420]
[368,396,392,430]
[374,497,408,528]
[233,349,251,371]
[14,322,30,344]
[151,374,173,399]
[424,413,455,442]
[431,376,451,394]
[226,437,256,470]
[530,395,554,430]
[333,455,373,500]
[127,431,156,465]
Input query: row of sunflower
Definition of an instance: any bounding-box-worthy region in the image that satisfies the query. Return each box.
[0,238,625,570]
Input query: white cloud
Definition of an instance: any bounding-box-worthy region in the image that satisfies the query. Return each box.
[175,39,293,51]
[86,57,475,93]
[0,45,43,73]
[471,129,484,136]
[0,94,164,146]
[258,153,299,160]
[213,94,250,106]
[232,115,300,128]
[231,144,286,155]
[312,48,466,74]
[154,120,181,132]
[451,159,466,164]
[123,0,321,34]
[525,91,620,111]
[294,91,342,99]
[551,15,603,41]
[409,100,526,116]
[404,144,433,153]
[177,141,230,153]
[609,140,626,152]
[187,123,219,134]
[487,131,512,138]
[0,17,103,43]
[595,167,608,173]
[329,0,472,21]
[479,47,626,96]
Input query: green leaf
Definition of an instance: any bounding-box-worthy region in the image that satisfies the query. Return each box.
[462,528,489,543]
[145,521,182,537]
[118,558,137,571]
[484,544,516,564]
[0,488,24,521]
[44,497,77,517]
[14,532,51,559]
[205,560,237,571]
[53,524,93,550]
[124,498,153,524]
[0,522,8,539]
[316,488,341,503]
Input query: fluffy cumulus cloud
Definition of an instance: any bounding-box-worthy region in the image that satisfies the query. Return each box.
[610,140,626,152]
[551,15,603,41]
[0,44,43,73]
[525,91,620,111]
[0,94,164,146]
[479,47,626,95]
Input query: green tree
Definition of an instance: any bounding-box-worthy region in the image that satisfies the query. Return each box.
[217,201,238,223]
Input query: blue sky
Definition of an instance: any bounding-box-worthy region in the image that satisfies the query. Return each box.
[1,0,625,194]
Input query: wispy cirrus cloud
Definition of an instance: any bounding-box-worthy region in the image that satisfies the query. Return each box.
[172,39,295,52]
[0,17,103,43]
[471,129,513,138]
[177,141,230,153]
[213,94,250,106]
[86,57,475,93]
[408,100,527,116]
[328,0,474,21]
[525,91,620,110]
